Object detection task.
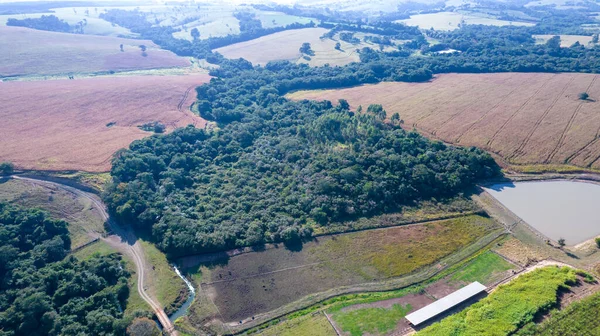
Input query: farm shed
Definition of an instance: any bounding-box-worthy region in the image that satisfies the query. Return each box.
[405,281,487,327]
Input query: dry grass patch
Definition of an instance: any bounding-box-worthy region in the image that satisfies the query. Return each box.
[182,215,497,323]
[0,74,210,172]
[287,73,600,170]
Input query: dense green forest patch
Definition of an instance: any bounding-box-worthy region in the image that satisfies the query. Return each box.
[105,99,499,256]
[0,203,133,336]
[417,266,578,336]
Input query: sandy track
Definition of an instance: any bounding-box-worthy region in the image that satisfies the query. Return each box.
[10,176,177,335]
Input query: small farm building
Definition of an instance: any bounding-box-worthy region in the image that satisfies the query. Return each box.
[405,281,487,327]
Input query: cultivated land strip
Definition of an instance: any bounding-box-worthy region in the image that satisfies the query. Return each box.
[9,176,178,335]
[486,75,555,149]
[510,75,575,160]
[546,75,598,163]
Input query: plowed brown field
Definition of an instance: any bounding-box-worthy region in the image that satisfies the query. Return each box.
[0,74,210,172]
[0,26,190,77]
[287,73,600,169]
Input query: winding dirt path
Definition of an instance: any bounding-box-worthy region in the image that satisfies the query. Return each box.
[10,176,178,335]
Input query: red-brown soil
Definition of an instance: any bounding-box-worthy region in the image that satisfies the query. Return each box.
[0,74,210,172]
[287,73,600,169]
[0,26,190,77]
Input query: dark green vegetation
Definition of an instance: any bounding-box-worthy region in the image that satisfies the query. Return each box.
[418,266,579,336]
[517,290,600,335]
[105,108,498,255]
[0,203,131,336]
[7,15,71,33]
[102,2,600,257]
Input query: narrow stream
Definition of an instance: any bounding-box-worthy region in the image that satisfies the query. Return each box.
[169,265,196,322]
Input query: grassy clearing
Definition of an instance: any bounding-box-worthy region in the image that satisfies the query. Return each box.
[398,11,534,31]
[73,240,151,315]
[450,250,515,285]
[255,314,336,336]
[140,240,187,315]
[0,178,104,248]
[332,303,411,336]
[516,290,600,335]
[418,266,578,336]
[187,215,497,323]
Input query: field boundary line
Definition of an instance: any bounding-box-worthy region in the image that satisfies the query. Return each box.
[324,312,342,336]
[510,75,575,160]
[486,75,554,149]
[431,75,515,136]
[455,75,537,143]
[413,80,481,128]
[546,75,598,163]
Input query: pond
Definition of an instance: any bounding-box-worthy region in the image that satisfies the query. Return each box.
[484,180,600,245]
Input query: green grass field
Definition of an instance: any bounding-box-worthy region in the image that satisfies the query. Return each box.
[255,314,336,336]
[450,250,515,285]
[332,303,412,336]
[516,290,600,335]
[418,266,578,336]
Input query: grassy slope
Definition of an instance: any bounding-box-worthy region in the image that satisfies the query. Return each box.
[256,314,336,336]
[450,250,515,284]
[73,241,151,315]
[140,240,187,315]
[0,178,104,248]
[418,266,578,336]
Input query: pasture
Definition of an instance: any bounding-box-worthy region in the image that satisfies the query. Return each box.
[181,215,498,323]
[398,11,534,30]
[533,34,595,47]
[214,28,397,66]
[0,7,137,37]
[0,26,189,77]
[287,73,600,170]
[0,74,210,172]
[0,177,104,248]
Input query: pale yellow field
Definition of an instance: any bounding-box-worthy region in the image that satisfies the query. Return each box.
[533,34,595,47]
[398,11,534,31]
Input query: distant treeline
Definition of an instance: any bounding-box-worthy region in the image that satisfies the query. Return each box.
[7,14,71,32]
[99,9,316,61]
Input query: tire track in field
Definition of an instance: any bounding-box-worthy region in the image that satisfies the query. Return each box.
[509,75,575,160]
[454,76,536,144]
[546,75,598,164]
[430,75,515,136]
[413,80,481,130]
[486,75,555,150]
[177,85,194,112]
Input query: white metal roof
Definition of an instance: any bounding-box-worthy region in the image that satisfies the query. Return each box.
[405,281,487,326]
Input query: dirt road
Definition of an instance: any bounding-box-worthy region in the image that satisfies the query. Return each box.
[10,176,178,335]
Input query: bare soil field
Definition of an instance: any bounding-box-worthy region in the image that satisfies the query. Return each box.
[287,73,600,170]
[0,74,210,172]
[180,215,497,323]
[0,26,190,77]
